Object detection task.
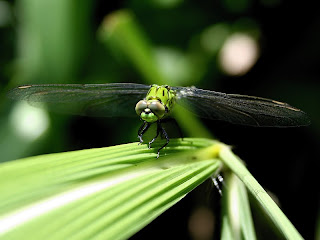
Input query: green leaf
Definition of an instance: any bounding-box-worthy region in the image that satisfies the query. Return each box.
[219,146,303,240]
[221,172,256,240]
[0,138,304,240]
[0,138,222,240]
[16,0,92,84]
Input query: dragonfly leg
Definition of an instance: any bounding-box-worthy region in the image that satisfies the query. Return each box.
[156,121,170,158]
[210,174,224,196]
[148,125,160,149]
[137,121,151,144]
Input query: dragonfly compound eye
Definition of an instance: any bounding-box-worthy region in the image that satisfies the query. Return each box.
[135,100,148,115]
[148,101,166,118]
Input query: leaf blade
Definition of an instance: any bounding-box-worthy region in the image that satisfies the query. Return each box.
[0,138,222,240]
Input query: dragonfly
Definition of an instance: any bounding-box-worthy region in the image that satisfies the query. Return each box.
[8,83,310,157]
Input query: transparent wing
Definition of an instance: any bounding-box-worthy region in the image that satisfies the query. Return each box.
[173,86,310,127]
[7,83,150,117]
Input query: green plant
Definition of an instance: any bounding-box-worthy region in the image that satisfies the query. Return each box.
[0,138,303,239]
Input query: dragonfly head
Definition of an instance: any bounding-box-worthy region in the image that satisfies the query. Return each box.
[135,100,166,123]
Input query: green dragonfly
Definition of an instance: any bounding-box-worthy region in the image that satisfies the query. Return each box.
[8,83,310,157]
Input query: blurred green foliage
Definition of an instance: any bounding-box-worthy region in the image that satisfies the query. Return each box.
[0,0,319,239]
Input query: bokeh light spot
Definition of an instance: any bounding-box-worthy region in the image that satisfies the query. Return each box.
[9,102,50,141]
[188,207,215,240]
[219,33,259,76]
[155,47,192,85]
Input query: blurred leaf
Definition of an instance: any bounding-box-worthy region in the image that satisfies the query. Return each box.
[15,0,92,84]
[221,172,256,240]
[98,10,166,85]
[219,146,303,240]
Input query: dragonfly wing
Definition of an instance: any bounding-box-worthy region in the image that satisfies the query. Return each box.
[7,83,150,117]
[173,87,310,127]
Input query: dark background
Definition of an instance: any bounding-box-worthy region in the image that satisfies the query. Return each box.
[0,0,319,239]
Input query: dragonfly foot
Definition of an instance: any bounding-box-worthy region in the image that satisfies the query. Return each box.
[138,136,143,145]
[148,139,156,149]
[211,174,224,196]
